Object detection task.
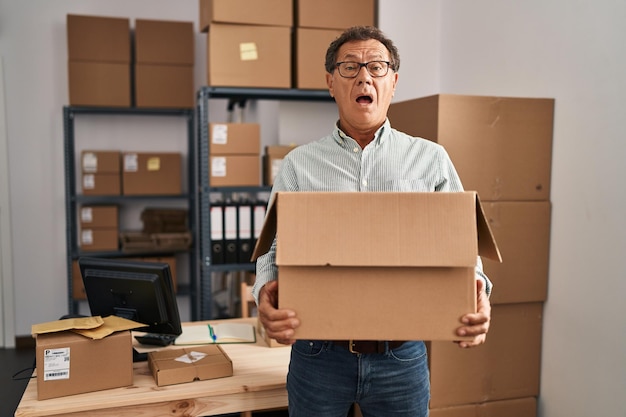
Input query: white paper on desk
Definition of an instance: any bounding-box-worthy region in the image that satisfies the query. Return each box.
[174,323,256,345]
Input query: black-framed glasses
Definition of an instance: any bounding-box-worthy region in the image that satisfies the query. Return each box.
[335,61,393,78]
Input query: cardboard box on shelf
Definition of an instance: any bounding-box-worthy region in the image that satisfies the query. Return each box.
[296,0,376,29]
[66,14,131,63]
[209,123,261,155]
[79,228,119,252]
[81,151,121,174]
[482,201,551,304]
[199,0,292,32]
[252,192,501,341]
[122,152,182,195]
[81,173,121,196]
[430,397,537,417]
[428,302,543,407]
[263,144,297,186]
[207,23,291,88]
[294,27,343,90]
[134,19,194,65]
[32,316,140,400]
[79,205,118,229]
[209,155,260,187]
[135,64,194,109]
[68,61,131,107]
[388,94,554,201]
[148,345,233,386]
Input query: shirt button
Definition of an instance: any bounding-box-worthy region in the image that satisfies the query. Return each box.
[362,180,368,186]
[353,147,359,153]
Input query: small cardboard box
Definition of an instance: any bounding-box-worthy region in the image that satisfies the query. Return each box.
[294,28,343,90]
[428,303,543,407]
[134,19,194,65]
[122,152,182,195]
[79,228,119,251]
[207,23,291,88]
[79,205,118,229]
[32,316,140,400]
[387,94,555,201]
[82,173,121,196]
[252,192,501,341]
[430,397,537,417]
[296,0,376,29]
[209,123,261,155]
[209,155,260,187]
[81,151,121,174]
[135,64,194,109]
[263,144,297,186]
[68,61,131,107]
[199,0,292,32]
[148,345,233,386]
[66,14,131,63]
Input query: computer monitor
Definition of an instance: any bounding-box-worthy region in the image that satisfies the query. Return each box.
[78,257,182,337]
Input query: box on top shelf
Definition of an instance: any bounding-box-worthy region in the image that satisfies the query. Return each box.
[122,152,182,195]
[135,64,194,109]
[388,94,555,201]
[68,61,131,107]
[199,0,293,32]
[296,0,376,30]
[67,14,131,63]
[481,201,551,305]
[134,19,194,65]
[295,28,343,90]
[209,123,261,155]
[252,191,501,341]
[207,23,291,88]
[428,302,543,407]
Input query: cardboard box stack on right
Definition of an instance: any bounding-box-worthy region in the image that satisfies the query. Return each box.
[388,94,554,415]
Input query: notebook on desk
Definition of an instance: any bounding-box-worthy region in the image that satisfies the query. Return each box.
[174,322,256,345]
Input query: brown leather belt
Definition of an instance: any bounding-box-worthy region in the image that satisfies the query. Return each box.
[332,340,406,354]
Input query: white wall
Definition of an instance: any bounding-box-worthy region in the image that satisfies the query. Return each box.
[0,1,624,416]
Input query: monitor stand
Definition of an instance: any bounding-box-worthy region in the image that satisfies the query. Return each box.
[133,348,148,363]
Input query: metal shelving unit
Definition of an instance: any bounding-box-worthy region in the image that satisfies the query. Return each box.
[63,106,198,319]
[197,87,334,319]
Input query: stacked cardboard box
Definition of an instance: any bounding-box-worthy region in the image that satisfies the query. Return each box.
[81,150,122,196]
[200,0,292,88]
[293,0,375,89]
[67,14,132,107]
[78,205,119,253]
[122,152,182,195]
[134,19,195,108]
[388,94,554,415]
[208,123,261,186]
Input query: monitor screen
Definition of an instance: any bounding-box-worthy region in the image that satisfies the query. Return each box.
[78,257,182,336]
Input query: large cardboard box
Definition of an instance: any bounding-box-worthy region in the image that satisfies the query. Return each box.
[295,28,342,90]
[81,150,121,174]
[252,192,501,341]
[134,19,194,65]
[148,345,233,386]
[34,329,132,400]
[122,152,182,195]
[209,123,261,155]
[207,23,291,88]
[67,14,130,62]
[199,0,292,32]
[209,155,260,187]
[263,144,297,186]
[68,61,131,107]
[296,0,376,29]
[481,201,551,304]
[430,397,537,417]
[135,64,194,109]
[82,173,121,196]
[428,302,543,407]
[388,95,555,201]
[79,205,118,229]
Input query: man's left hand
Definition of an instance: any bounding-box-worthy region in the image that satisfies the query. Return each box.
[455,278,491,348]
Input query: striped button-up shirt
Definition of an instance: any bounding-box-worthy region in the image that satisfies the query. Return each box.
[253,119,492,301]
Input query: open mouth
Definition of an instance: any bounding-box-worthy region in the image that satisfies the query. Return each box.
[356,95,373,104]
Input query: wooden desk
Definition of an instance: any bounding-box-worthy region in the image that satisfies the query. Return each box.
[14,318,290,417]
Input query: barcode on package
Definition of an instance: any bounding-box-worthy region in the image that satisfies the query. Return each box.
[43,347,70,381]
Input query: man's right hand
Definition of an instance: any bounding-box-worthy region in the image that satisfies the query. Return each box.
[258,280,300,345]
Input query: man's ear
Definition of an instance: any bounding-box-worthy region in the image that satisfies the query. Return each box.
[326,72,334,97]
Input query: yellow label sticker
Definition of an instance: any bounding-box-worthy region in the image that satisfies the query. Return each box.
[147,157,161,171]
[240,42,258,61]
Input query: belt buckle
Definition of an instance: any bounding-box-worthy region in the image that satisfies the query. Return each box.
[348,339,360,354]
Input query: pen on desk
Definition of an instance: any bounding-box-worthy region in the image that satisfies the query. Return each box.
[208,324,217,342]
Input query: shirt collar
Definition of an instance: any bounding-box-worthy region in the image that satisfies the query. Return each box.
[332,119,391,147]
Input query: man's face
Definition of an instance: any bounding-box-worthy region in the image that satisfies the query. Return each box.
[326,39,398,133]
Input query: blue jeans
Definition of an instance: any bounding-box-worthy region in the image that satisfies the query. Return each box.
[287,340,430,417]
